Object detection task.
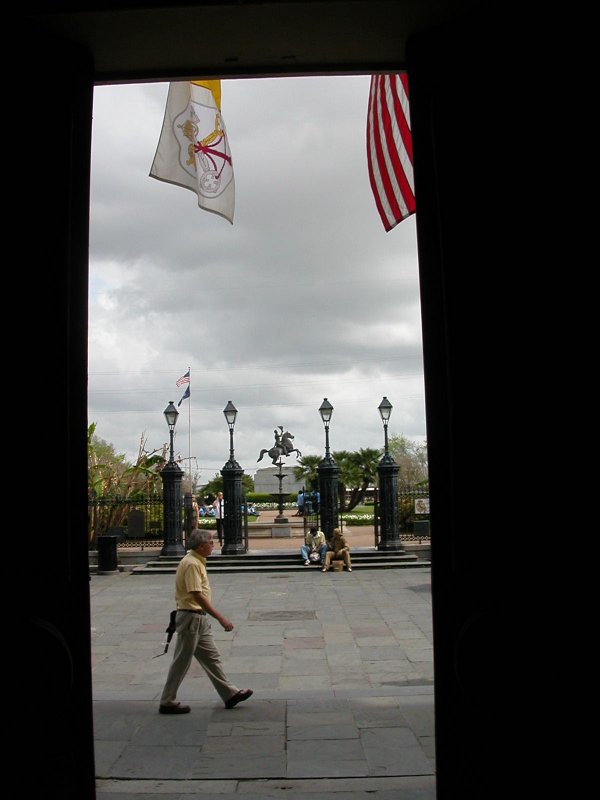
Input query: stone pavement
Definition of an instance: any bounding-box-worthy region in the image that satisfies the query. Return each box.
[92,560,435,798]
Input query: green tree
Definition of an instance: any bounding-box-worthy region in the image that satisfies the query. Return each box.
[388,434,428,490]
[87,424,167,542]
[293,455,321,492]
[331,450,354,512]
[200,472,254,500]
[88,424,166,498]
[344,447,382,511]
[295,449,382,513]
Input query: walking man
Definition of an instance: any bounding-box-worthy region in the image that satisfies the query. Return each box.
[158,528,253,714]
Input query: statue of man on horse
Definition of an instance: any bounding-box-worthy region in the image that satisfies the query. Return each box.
[257,426,302,465]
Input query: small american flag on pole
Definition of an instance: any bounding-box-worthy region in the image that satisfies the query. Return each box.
[366,73,416,232]
[176,370,190,387]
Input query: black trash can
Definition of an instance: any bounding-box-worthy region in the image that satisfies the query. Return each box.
[97,534,119,573]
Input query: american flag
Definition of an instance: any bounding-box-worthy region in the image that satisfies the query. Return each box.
[176,370,190,387]
[366,73,416,232]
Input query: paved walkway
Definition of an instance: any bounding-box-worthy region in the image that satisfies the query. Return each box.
[244,511,379,550]
[92,559,435,797]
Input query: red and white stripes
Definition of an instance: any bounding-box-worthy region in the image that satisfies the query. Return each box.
[367,73,416,232]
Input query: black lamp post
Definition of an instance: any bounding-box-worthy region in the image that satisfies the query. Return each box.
[160,401,185,557]
[377,396,402,551]
[221,401,246,554]
[317,398,339,540]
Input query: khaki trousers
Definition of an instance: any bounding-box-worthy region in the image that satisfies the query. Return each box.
[323,548,352,570]
[160,611,238,705]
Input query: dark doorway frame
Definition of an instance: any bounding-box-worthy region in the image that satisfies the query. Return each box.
[23,4,518,797]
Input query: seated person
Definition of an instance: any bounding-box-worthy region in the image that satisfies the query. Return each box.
[300,526,327,565]
[323,527,352,572]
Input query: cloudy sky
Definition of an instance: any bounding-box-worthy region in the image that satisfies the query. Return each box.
[88,76,425,487]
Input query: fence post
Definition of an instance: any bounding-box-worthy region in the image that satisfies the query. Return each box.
[161,461,185,557]
[373,487,379,547]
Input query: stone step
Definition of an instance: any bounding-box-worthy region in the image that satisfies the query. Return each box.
[127,549,429,575]
[130,561,430,575]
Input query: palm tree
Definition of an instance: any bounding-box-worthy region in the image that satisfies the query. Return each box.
[293,455,321,492]
[331,450,353,512]
[344,447,382,511]
[295,448,382,513]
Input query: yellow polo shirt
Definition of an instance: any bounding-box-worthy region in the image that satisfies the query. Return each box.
[174,549,211,611]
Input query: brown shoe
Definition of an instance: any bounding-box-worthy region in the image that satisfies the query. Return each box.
[225,688,253,709]
[159,703,191,714]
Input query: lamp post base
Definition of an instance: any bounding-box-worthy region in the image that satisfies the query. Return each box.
[161,542,186,557]
[377,539,404,552]
[221,542,247,555]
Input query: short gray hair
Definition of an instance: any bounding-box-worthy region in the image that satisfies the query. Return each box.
[188,528,212,550]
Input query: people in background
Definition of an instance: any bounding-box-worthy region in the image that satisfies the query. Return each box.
[212,491,224,546]
[313,490,320,512]
[304,492,313,515]
[296,490,304,516]
[191,496,200,529]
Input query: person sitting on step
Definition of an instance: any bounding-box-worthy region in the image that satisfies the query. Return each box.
[300,525,327,565]
[323,527,352,572]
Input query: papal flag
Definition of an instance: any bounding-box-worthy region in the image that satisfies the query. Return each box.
[150,80,235,224]
[366,73,415,232]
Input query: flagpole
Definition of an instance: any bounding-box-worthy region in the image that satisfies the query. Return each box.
[187,367,192,494]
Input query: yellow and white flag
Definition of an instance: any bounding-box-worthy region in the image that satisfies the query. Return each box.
[150,80,235,224]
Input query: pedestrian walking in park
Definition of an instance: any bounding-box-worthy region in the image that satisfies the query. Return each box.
[158,528,253,714]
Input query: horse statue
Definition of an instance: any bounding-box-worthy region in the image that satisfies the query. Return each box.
[257,426,302,465]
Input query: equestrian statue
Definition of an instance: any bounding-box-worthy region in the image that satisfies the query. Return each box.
[257,426,302,465]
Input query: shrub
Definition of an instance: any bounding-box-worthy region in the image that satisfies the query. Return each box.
[340,514,374,526]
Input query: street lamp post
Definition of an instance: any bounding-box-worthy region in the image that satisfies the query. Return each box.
[160,401,185,557]
[377,396,402,551]
[317,398,339,540]
[221,401,246,554]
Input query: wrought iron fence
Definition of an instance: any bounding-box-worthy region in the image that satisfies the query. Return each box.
[88,494,167,549]
[88,493,253,550]
[88,489,430,550]
[373,487,431,545]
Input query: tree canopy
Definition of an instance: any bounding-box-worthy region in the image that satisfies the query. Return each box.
[88,423,166,498]
[293,436,427,512]
[88,423,427,505]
